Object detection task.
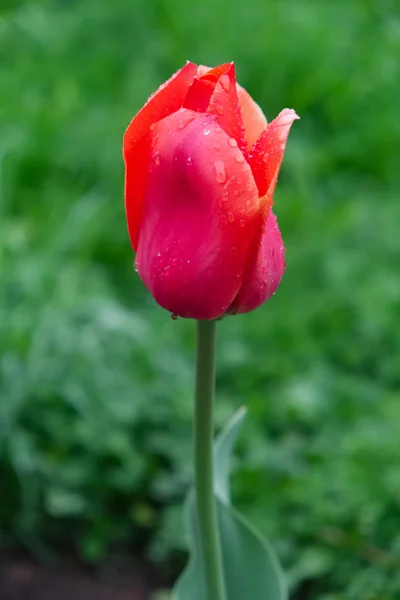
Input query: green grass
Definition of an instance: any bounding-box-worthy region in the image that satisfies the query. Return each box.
[1,0,400,598]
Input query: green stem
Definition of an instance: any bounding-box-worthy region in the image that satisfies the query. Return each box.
[194,320,226,600]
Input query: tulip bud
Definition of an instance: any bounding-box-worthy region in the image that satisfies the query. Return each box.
[124,62,298,319]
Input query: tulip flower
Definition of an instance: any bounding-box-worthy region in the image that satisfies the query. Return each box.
[124,62,298,319]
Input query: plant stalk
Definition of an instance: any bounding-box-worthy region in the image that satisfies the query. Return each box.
[194,320,226,600]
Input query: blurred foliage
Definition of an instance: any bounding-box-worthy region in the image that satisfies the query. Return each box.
[1,0,400,598]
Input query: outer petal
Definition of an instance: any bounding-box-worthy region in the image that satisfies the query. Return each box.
[236,84,267,149]
[123,62,198,250]
[249,108,299,199]
[228,210,285,314]
[135,109,261,320]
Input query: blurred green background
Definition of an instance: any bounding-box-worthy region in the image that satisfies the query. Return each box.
[1,0,400,598]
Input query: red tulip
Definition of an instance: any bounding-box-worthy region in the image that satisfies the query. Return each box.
[124,62,298,319]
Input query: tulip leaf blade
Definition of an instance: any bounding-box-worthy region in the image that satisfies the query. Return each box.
[172,407,287,600]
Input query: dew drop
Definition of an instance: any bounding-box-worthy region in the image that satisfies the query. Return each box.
[215,127,222,133]
[151,135,159,149]
[263,152,270,163]
[233,189,239,196]
[186,157,193,166]
[153,152,160,166]
[177,113,196,130]
[171,313,179,320]
[133,263,138,273]
[239,218,245,227]
[215,105,224,115]
[219,74,230,92]
[247,183,254,192]
[228,212,234,223]
[234,153,245,164]
[204,129,210,136]
[228,137,238,148]
[246,199,251,207]
[213,160,227,183]
[178,107,186,114]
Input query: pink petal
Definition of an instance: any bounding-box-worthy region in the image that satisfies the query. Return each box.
[228,210,286,314]
[135,109,261,320]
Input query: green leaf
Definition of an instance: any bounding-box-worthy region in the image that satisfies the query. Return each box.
[173,408,287,600]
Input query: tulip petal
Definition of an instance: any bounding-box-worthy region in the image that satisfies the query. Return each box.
[136,110,260,320]
[228,210,285,314]
[249,108,299,199]
[236,84,267,149]
[206,63,247,154]
[123,61,198,250]
[182,63,232,113]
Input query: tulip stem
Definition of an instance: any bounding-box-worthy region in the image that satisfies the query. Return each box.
[194,320,226,600]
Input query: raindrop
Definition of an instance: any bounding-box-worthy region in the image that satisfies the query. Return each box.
[215,105,224,115]
[187,157,193,166]
[219,74,230,92]
[204,129,210,136]
[213,160,227,183]
[153,152,161,166]
[215,127,222,133]
[151,135,159,149]
[228,212,234,223]
[171,313,179,320]
[228,138,238,148]
[247,183,254,192]
[133,263,138,272]
[177,113,196,130]
[263,152,270,163]
[239,218,245,227]
[234,153,245,164]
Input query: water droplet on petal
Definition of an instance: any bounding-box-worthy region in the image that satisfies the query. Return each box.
[151,135,159,149]
[178,107,186,114]
[213,160,227,183]
[186,157,192,166]
[204,129,210,136]
[234,153,245,164]
[177,113,196,130]
[228,138,238,148]
[263,152,270,163]
[219,74,230,92]
[237,177,242,184]
[247,183,254,192]
[215,105,224,115]
[153,152,160,166]
[215,126,222,133]
[239,218,245,227]
[133,263,138,272]
[171,313,179,320]
[228,212,234,222]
